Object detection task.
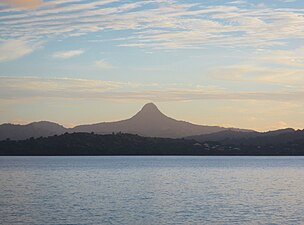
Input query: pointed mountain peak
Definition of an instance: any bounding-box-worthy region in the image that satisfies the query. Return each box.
[131,103,168,121]
[141,102,160,112]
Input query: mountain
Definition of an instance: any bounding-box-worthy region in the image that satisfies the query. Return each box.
[0,102,255,140]
[187,128,297,143]
[186,130,260,142]
[0,121,66,140]
[263,128,295,136]
[71,103,249,138]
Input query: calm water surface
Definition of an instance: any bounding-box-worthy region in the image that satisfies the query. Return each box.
[0,156,304,225]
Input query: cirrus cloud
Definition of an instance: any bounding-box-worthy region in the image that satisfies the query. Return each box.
[0,40,34,62]
[0,76,303,102]
[52,49,84,59]
[95,59,113,69]
[0,0,303,50]
[1,0,43,9]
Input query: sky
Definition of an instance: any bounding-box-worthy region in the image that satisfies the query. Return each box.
[0,0,303,131]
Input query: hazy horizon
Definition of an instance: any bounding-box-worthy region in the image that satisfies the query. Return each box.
[1,0,303,132]
[0,102,299,132]
[0,102,249,129]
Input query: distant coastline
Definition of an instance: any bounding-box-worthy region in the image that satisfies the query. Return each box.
[1,132,303,156]
[1,103,303,156]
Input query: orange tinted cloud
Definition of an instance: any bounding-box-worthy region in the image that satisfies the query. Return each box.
[2,0,43,9]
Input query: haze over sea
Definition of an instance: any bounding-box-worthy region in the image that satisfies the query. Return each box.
[1,156,303,225]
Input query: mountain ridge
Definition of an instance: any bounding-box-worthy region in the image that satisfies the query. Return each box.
[186,128,296,142]
[71,103,251,138]
[0,121,66,141]
[0,103,293,140]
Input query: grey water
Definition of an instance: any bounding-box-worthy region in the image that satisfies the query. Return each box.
[0,156,304,225]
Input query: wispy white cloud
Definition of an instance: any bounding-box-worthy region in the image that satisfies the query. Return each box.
[212,65,304,88]
[0,0,303,50]
[280,0,297,2]
[95,59,113,69]
[0,76,303,102]
[0,40,33,62]
[1,0,43,9]
[52,49,84,59]
[229,0,247,5]
[256,48,304,68]
[210,47,304,88]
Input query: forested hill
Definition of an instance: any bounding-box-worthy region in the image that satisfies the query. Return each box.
[0,132,303,156]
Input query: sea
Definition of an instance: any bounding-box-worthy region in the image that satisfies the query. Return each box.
[0,156,303,225]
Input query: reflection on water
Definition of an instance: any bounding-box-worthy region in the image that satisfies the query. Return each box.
[0,156,304,225]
